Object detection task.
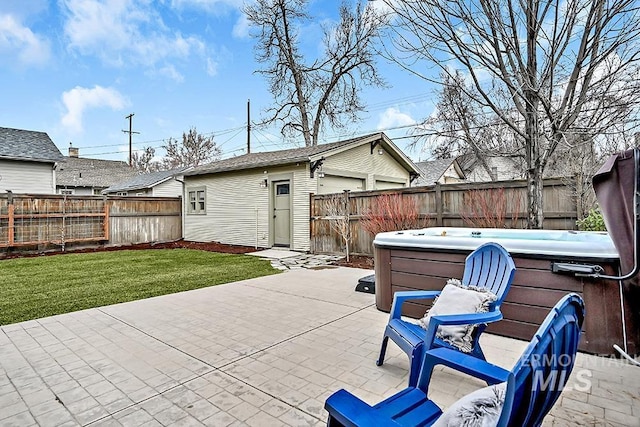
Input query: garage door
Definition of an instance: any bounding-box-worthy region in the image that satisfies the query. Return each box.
[318,175,365,194]
[376,180,405,190]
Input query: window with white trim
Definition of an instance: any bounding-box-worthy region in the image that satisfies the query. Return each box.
[60,189,74,195]
[187,187,206,214]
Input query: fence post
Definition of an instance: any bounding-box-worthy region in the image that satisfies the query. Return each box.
[104,203,110,241]
[8,204,14,246]
[435,183,443,226]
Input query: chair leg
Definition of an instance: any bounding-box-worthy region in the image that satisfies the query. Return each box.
[471,344,486,361]
[408,344,424,388]
[376,335,389,366]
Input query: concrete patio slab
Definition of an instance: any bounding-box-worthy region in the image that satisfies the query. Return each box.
[1,266,639,426]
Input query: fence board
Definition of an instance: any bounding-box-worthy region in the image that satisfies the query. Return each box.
[310,178,577,256]
[0,194,182,252]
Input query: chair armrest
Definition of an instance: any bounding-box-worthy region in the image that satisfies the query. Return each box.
[390,290,441,319]
[325,389,398,427]
[429,310,503,326]
[422,311,503,349]
[419,347,510,390]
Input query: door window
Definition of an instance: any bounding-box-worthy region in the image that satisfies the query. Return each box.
[276,183,290,195]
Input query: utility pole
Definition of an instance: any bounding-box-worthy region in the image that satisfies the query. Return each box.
[247,99,251,154]
[122,113,140,166]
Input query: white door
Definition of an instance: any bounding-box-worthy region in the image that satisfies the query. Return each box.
[273,181,291,246]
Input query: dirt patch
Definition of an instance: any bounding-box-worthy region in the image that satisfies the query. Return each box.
[334,255,374,270]
[0,240,260,260]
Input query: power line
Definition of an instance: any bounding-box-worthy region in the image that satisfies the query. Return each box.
[74,125,246,151]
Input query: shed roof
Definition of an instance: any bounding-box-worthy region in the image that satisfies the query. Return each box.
[0,127,63,162]
[414,158,465,185]
[103,167,190,193]
[56,157,137,188]
[186,133,419,176]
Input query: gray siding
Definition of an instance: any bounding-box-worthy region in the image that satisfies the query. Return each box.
[0,159,56,194]
[184,164,315,251]
[152,179,183,197]
[184,170,272,248]
[291,166,314,251]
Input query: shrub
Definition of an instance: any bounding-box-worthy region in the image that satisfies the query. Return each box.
[360,193,428,236]
[576,209,606,231]
[460,188,522,228]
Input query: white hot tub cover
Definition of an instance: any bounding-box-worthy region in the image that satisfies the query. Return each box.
[373,227,619,260]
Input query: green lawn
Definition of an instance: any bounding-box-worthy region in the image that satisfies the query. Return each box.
[0,249,279,325]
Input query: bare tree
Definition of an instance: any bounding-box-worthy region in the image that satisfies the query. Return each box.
[131,146,161,173]
[422,71,516,180]
[245,0,386,146]
[162,127,221,169]
[324,191,352,262]
[383,0,640,228]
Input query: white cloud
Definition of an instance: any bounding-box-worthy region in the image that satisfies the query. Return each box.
[377,107,416,131]
[61,0,206,69]
[206,57,218,76]
[0,14,50,66]
[232,13,250,38]
[170,0,244,13]
[157,64,185,82]
[61,85,127,133]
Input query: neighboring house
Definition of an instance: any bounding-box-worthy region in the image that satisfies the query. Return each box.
[56,145,137,195]
[103,167,191,197]
[414,158,466,186]
[0,126,63,194]
[457,154,524,182]
[183,132,420,251]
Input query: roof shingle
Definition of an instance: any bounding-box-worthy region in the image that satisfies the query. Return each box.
[0,127,63,162]
[104,167,189,193]
[186,134,378,176]
[414,159,460,185]
[56,157,137,188]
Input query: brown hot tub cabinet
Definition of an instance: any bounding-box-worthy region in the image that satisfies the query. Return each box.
[374,228,639,356]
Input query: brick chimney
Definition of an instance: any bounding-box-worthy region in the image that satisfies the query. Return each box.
[69,142,79,158]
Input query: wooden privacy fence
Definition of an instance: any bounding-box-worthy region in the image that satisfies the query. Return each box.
[310,178,578,256]
[0,194,182,251]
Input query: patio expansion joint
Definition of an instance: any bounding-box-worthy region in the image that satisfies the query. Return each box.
[242,281,374,310]
[88,303,375,425]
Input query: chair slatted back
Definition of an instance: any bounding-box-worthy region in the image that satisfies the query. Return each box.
[462,242,516,308]
[500,294,585,427]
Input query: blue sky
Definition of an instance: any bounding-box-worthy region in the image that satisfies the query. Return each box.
[0,0,436,162]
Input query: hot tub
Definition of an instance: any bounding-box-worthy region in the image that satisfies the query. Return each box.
[374,227,638,355]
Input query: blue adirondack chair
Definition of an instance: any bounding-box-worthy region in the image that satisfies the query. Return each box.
[326,293,585,427]
[377,242,516,386]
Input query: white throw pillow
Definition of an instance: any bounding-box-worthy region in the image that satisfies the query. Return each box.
[433,382,506,427]
[418,279,497,353]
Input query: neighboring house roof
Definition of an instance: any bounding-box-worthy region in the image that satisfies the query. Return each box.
[414,158,465,185]
[0,127,63,162]
[103,167,190,193]
[186,132,420,177]
[56,157,137,188]
[457,153,526,181]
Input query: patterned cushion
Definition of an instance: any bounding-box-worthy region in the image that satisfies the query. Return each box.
[433,382,506,427]
[418,279,497,352]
